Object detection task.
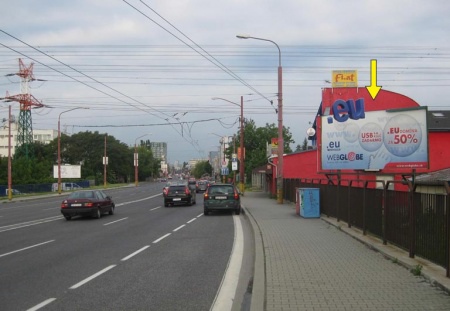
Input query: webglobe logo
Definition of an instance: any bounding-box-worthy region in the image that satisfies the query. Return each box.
[327,98,365,123]
[326,152,364,161]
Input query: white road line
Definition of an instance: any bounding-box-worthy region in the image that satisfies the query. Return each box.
[121,245,150,261]
[0,240,55,258]
[26,298,57,311]
[150,206,161,211]
[211,215,244,311]
[69,265,116,289]
[103,217,128,226]
[0,216,62,230]
[119,193,161,206]
[186,218,196,224]
[153,233,171,244]
[42,207,59,211]
[196,213,203,218]
[173,224,185,232]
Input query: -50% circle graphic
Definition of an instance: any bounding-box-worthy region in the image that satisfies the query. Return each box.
[383,114,422,157]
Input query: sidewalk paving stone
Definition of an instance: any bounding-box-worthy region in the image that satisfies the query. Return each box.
[242,191,450,311]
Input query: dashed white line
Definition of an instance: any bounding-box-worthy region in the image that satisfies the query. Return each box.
[69,265,116,289]
[196,213,203,218]
[121,245,150,261]
[0,240,55,258]
[26,298,57,311]
[103,217,128,226]
[173,224,185,232]
[150,206,161,211]
[187,218,196,224]
[153,233,171,244]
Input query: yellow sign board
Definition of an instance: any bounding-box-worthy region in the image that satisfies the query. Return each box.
[332,70,358,87]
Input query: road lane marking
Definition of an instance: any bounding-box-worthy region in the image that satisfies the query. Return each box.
[69,265,116,289]
[121,245,150,261]
[211,215,244,311]
[103,217,128,226]
[0,240,55,258]
[150,206,161,211]
[173,224,185,232]
[0,216,62,233]
[26,298,57,311]
[187,218,196,224]
[153,233,171,244]
[42,207,59,210]
[118,193,161,206]
[196,213,203,218]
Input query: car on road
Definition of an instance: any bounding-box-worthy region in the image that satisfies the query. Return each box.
[164,184,194,207]
[60,190,115,220]
[187,179,197,204]
[196,180,208,193]
[203,183,241,215]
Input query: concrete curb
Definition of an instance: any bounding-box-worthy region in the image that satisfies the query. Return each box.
[242,204,265,311]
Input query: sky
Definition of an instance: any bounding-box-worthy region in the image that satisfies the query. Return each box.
[1,0,449,164]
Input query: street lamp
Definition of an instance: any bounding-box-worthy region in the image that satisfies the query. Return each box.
[236,34,283,203]
[134,133,152,187]
[212,96,245,194]
[58,107,88,194]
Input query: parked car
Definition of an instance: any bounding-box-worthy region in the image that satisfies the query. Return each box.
[164,184,193,207]
[196,180,208,193]
[5,189,22,195]
[52,182,82,192]
[60,190,115,220]
[203,183,241,215]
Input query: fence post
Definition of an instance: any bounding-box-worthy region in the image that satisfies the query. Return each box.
[407,176,415,258]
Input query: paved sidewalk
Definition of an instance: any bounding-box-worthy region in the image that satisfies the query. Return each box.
[242,191,450,311]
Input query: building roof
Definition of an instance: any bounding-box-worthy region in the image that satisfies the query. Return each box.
[414,167,450,185]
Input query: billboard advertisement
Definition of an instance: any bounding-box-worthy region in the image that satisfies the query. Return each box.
[53,165,81,178]
[321,106,428,170]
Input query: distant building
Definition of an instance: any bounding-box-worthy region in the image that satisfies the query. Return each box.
[0,121,58,157]
[150,142,167,160]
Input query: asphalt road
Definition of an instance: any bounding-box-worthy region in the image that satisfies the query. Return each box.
[0,183,252,311]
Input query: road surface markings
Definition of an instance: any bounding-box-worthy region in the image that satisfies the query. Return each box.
[187,218,196,224]
[153,233,171,244]
[173,224,186,232]
[121,245,150,261]
[69,265,116,289]
[196,213,203,218]
[26,298,57,311]
[103,217,128,226]
[150,206,161,211]
[0,240,55,258]
[0,216,63,233]
[211,215,244,311]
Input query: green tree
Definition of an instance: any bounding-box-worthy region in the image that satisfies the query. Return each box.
[192,160,212,179]
[231,119,294,184]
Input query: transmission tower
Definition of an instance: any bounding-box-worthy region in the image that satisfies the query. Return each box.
[1,59,44,158]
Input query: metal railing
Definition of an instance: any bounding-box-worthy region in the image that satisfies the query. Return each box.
[284,178,450,277]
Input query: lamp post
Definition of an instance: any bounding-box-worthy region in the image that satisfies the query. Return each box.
[58,107,87,194]
[134,133,152,187]
[237,34,283,203]
[212,96,245,193]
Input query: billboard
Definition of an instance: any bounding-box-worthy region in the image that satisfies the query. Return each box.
[321,107,428,170]
[53,165,81,178]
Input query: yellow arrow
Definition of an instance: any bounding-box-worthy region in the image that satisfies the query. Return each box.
[366,59,382,99]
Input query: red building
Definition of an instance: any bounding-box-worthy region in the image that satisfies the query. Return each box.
[267,87,450,195]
